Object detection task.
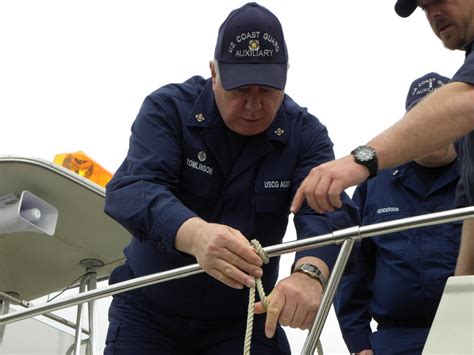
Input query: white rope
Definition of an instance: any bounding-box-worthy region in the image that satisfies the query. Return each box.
[317,339,324,354]
[243,239,324,355]
[243,239,269,355]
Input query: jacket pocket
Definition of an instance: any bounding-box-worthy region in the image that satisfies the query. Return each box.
[105,321,122,344]
[255,190,290,215]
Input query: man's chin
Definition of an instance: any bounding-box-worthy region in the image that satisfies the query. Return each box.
[438,33,466,50]
[440,37,462,50]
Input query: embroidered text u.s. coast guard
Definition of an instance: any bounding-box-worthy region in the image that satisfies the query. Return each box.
[227,30,281,57]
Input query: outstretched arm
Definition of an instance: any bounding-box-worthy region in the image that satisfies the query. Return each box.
[291,81,474,214]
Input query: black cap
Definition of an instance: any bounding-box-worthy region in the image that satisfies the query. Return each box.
[395,0,417,18]
[214,2,288,91]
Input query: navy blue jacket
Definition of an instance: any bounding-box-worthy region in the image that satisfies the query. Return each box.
[451,40,474,207]
[105,76,359,320]
[334,161,461,353]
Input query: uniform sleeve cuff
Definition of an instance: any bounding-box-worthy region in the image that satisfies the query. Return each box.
[343,330,372,353]
[151,204,197,254]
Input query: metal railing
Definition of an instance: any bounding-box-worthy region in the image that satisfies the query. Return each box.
[0,292,89,335]
[1,206,473,354]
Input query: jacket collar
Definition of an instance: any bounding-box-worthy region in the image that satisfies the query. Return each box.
[464,40,474,55]
[391,160,458,197]
[185,78,289,183]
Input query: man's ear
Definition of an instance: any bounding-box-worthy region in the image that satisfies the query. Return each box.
[209,61,217,88]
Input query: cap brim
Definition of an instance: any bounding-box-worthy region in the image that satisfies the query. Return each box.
[218,62,287,91]
[406,97,421,111]
[395,0,417,18]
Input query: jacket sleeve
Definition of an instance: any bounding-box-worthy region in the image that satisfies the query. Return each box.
[104,93,197,254]
[333,182,374,353]
[292,114,360,269]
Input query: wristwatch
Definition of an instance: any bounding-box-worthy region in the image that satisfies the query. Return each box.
[293,263,327,292]
[350,145,378,177]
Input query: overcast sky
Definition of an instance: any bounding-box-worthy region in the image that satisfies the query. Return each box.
[0,1,465,353]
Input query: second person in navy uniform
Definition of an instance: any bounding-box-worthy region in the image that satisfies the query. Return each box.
[334,73,460,355]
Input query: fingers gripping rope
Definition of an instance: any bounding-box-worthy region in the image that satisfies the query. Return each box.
[243,239,269,355]
[242,240,324,355]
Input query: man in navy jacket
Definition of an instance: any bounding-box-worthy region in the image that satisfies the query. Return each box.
[334,73,460,355]
[103,3,358,354]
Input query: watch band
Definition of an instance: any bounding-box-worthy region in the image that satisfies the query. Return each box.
[293,263,327,292]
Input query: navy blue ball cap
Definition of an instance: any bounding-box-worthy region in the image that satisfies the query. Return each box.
[214,2,288,91]
[395,0,417,17]
[405,72,450,111]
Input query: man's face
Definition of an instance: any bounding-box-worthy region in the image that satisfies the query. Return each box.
[418,0,474,50]
[210,62,285,136]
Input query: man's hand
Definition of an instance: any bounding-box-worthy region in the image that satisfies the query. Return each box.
[175,217,263,289]
[291,155,369,214]
[254,259,326,338]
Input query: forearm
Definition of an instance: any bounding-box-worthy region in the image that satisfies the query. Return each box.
[455,218,474,275]
[174,217,207,255]
[368,82,474,170]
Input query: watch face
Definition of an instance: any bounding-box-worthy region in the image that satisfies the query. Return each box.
[355,146,375,162]
[294,263,327,290]
[302,264,318,274]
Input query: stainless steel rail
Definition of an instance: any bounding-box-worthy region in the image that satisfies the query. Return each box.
[302,238,356,354]
[0,291,89,335]
[1,206,474,353]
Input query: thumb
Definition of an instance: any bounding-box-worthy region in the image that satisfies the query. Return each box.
[254,301,266,314]
[254,290,274,314]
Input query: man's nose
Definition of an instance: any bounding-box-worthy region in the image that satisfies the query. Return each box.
[245,89,263,111]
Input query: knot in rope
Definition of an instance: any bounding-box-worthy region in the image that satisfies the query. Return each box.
[243,239,269,355]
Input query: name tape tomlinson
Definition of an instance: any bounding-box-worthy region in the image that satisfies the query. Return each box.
[186,159,213,175]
